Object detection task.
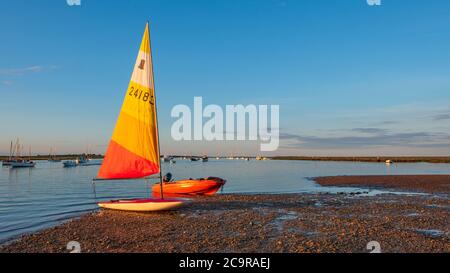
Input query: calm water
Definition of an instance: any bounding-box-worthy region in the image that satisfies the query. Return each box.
[1,159,450,243]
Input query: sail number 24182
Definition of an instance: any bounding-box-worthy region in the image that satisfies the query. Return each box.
[128,86,155,105]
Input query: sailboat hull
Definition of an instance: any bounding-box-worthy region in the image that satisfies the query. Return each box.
[10,162,36,168]
[98,198,184,212]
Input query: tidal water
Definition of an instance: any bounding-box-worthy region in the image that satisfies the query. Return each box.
[1,159,449,243]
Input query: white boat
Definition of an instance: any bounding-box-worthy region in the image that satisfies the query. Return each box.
[79,159,102,166]
[10,145,35,168]
[63,160,78,167]
[63,155,101,167]
[162,156,175,163]
[10,161,36,168]
[3,139,22,166]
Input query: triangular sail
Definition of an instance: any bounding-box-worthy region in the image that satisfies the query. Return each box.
[98,23,160,179]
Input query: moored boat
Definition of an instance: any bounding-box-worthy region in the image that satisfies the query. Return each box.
[10,160,36,168]
[63,159,78,167]
[10,145,35,168]
[63,155,101,167]
[2,161,12,166]
[48,147,61,162]
[2,139,20,166]
[48,159,61,163]
[162,155,172,162]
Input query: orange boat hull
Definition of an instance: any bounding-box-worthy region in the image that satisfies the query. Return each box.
[152,177,226,197]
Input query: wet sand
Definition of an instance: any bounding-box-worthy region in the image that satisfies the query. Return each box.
[315,175,450,194]
[1,176,449,253]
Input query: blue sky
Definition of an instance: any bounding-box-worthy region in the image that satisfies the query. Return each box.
[0,0,449,156]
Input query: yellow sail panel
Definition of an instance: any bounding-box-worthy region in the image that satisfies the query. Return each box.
[111,111,159,162]
[98,23,160,179]
[120,81,156,123]
[139,25,151,54]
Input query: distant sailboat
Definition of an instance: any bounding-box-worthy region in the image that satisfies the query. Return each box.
[10,145,36,168]
[48,147,61,162]
[2,141,14,166]
[96,23,184,212]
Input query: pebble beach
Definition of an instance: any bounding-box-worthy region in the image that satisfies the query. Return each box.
[1,175,449,253]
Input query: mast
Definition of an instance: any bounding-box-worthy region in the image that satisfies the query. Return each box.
[9,141,12,160]
[13,138,19,159]
[147,21,164,199]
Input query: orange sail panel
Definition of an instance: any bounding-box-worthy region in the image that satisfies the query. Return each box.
[98,23,160,179]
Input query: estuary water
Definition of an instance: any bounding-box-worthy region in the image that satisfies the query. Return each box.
[1,159,449,243]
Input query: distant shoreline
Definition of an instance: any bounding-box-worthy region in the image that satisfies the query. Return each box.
[1,155,450,163]
[271,156,450,163]
[0,154,104,161]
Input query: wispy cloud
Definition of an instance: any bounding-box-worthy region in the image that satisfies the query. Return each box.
[377,120,398,125]
[0,65,58,76]
[280,131,450,149]
[433,113,450,121]
[351,128,388,134]
[2,80,13,86]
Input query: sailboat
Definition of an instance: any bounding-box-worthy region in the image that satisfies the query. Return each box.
[48,147,61,162]
[10,146,36,168]
[95,22,184,212]
[2,141,15,166]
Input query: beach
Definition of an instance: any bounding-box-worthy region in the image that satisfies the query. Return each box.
[1,175,448,253]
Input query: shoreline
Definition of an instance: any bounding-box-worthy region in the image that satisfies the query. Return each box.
[271,156,450,164]
[1,175,448,253]
[2,156,450,163]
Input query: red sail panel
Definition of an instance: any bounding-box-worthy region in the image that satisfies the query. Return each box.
[98,140,159,179]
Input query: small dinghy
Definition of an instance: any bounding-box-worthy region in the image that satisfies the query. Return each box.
[152,177,226,197]
[94,23,185,212]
